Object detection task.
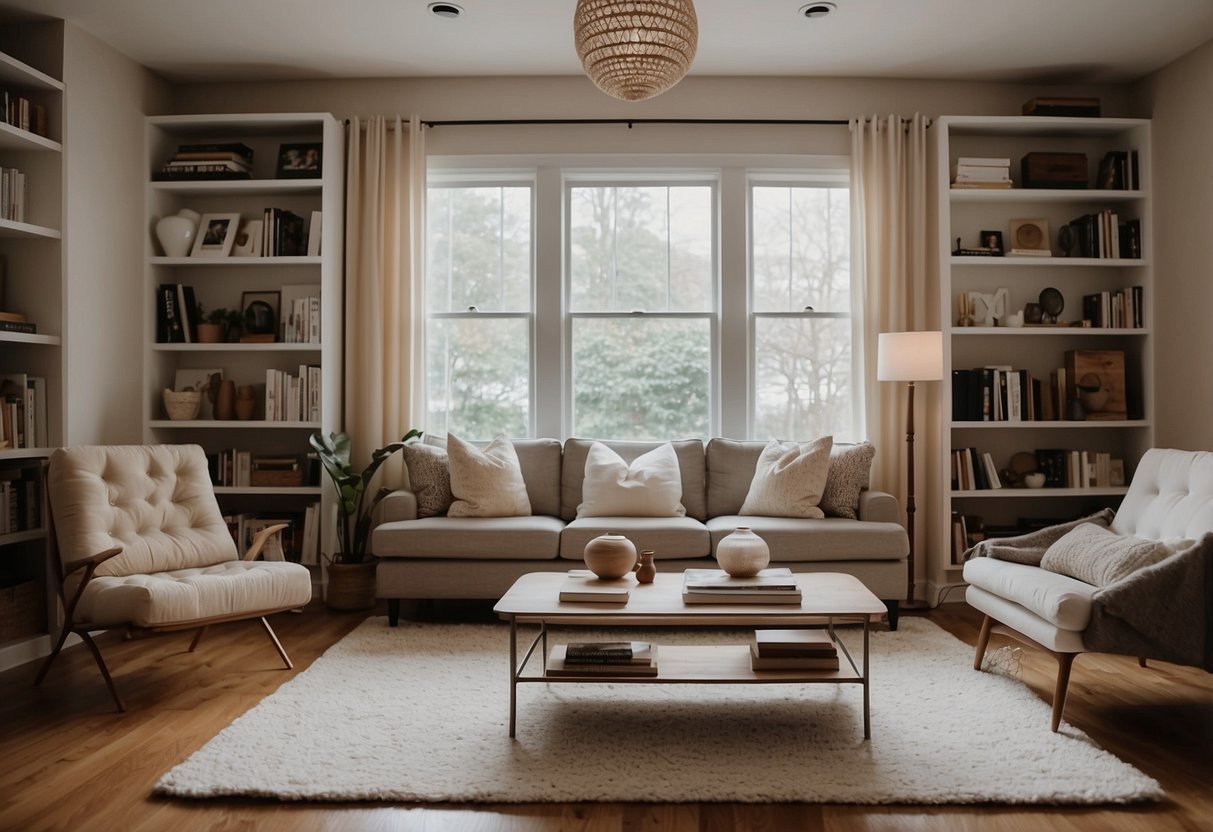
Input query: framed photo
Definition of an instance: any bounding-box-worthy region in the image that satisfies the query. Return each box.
[275,142,322,179]
[980,230,1004,255]
[232,218,263,257]
[240,290,280,342]
[191,212,240,257]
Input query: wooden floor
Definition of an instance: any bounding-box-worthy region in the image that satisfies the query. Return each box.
[1,601,1210,832]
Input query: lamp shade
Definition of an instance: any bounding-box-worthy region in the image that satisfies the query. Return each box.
[877,331,944,382]
[573,0,698,102]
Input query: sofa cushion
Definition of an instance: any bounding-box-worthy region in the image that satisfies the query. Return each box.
[512,438,564,518]
[562,438,706,522]
[401,442,452,518]
[559,517,711,560]
[819,441,876,519]
[75,560,312,628]
[963,556,1096,631]
[1040,523,1176,588]
[740,436,832,519]
[373,515,564,560]
[706,515,908,562]
[706,438,764,518]
[578,441,686,518]
[447,433,531,518]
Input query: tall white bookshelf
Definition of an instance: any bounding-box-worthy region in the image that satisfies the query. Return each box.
[931,116,1153,605]
[0,21,64,672]
[144,113,343,579]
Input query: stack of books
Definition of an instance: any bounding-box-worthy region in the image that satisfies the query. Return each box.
[558,569,631,604]
[155,142,254,180]
[750,629,839,671]
[951,157,1012,189]
[547,641,658,677]
[681,567,803,605]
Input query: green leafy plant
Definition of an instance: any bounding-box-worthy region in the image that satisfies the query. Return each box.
[203,306,230,325]
[309,429,423,564]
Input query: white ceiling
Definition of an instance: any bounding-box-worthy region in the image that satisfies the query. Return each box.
[5,0,1213,85]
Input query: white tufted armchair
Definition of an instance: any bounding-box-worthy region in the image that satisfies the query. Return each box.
[35,445,313,711]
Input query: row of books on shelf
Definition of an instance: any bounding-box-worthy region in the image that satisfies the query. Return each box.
[0,374,48,450]
[2,91,48,139]
[154,142,253,181]
[951,447,1125,492]
[207,450,318,489]
[0,166,27,223]
[1095,150,1140,191]
[951,350,1129,423]
[1081,287,1144,329]
[224,503,321,565]
[0,466,40,535]
[262,208,308,257]
[155,283,199,343]
[281,290,321,343]
[1065,212,1141,259]
[265,365,321,422]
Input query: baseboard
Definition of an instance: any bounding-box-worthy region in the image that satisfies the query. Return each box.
[927,580,968,607]
[0,632,80,673]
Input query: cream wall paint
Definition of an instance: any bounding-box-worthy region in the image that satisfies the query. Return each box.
[62,24,170,444]
[1137,40,1213,451]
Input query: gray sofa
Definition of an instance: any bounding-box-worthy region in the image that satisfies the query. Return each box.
[372,437,910,626]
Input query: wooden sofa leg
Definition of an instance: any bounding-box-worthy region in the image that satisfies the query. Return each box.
[883,600,900,631]
[388,598,400,627]
[1138,657,1148,668]
[259,617,293,670]
[188,626,208,652]
[973,615,994,671]
[1051,653,1076,732]
[33,624,73,686]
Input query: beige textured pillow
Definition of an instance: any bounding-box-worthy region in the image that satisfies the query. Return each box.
[819,441,876,519]
[401,443,452,518]
[577,441,686,518]
[447,433,532,518]
[739,436,833,519]
[1040,523,1174,587]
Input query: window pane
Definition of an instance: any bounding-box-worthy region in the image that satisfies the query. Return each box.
[569,185,712,312]
[572,318,710,440]
[753,316,855,441]
[426,185,531,313]
[426,318,529,439]
[752,186,850,313]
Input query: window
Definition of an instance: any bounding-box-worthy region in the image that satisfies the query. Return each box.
[567,180,715,439]
[425,180,533,438]
[749,179,857,441]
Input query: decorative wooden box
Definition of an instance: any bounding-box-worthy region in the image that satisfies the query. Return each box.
[1021,152,1088,189]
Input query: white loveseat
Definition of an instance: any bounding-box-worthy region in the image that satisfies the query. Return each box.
[372,437,910,626]
[965,447,1213,730]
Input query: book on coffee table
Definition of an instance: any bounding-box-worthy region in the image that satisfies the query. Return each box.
[748,643,840,671]
[754,628,838,657]
[558,570,631,603]
[546,643,659,677]
[682,567,802,604]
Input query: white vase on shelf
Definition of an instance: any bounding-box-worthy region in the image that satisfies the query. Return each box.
[155,208,201,257]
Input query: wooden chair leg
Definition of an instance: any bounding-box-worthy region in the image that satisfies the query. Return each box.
[973,615,994,671]
[33,624,73,686]
[188,626,208,653]
[1050,652,1076,732]
[259,617,293,669]
[78,631,125,712]
[1138,656,1148,668]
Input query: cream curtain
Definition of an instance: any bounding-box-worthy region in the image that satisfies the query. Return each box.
[344,115,426,484]
[850,114,935,578]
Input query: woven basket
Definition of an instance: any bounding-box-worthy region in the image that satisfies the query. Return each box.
[163,388,201,420]
[325,560,377,610]
[0,581,45,641]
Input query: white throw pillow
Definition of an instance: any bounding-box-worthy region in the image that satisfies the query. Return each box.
[739,436,833,519]
[446,433,532,518]
[577,442,686,518]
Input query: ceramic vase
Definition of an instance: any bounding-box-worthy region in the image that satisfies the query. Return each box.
[635,550,657,584]
[155,208,201,258]
[215,379,236,421]
[583,533,637,579]
[716,527,770,578]
[235,384,256,420]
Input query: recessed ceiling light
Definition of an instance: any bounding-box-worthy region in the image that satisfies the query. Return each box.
[799,2,837,19]
[428,2,464,19]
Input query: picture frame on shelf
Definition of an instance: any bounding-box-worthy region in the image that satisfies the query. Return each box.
[980,230,1004,255]
[275,142,322,179]
[240,290,280,343]
[232,218,263,257]
[191,212,241,257]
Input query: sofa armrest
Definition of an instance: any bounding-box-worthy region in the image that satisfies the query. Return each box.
[858,490,900,524]
[375,489,418,524]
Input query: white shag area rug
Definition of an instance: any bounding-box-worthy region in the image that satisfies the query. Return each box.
[156,617,1162,804]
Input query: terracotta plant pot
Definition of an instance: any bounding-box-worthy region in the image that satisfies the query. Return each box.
[197,323,224,343]
[325,559,378,610]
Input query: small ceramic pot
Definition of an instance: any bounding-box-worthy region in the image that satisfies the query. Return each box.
[583,533,637,579]
[1024,472,1047,489]
[716,527,770,578]
[635,550,657,584]
[235,384,256,420]
[215,379,236,421]
[155,208,201,257]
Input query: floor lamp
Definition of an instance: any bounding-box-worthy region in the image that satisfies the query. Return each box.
[877,331,943,608]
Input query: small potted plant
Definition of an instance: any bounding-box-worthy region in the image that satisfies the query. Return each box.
[196,306,227,343]
[223,307,245,342]
[310,429,423,609]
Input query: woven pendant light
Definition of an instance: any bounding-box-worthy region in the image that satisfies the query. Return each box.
[574,0,698,102]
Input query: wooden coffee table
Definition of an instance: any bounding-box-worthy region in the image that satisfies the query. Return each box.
[493,571,887,739]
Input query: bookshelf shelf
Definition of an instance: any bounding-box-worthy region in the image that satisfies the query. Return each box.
[150,256,321,267]
[148,419,320,429]
[152,342,322,353]
[0,219,61,239]
[150,179,321,197]
[932,115,1154,607]
[0,333,61,346]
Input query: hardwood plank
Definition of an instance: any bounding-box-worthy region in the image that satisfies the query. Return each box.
[0,602,1209,832]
